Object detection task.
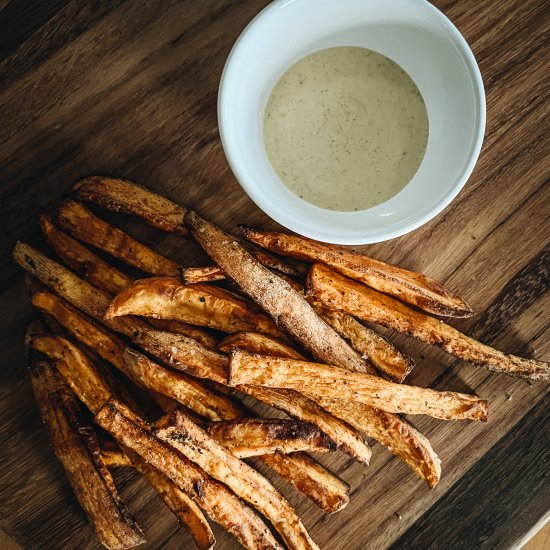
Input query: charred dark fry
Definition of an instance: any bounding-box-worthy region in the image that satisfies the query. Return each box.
[308,263,550,380]
[154,409,319,550]
[106,277,284,338]
[243,228,473,317]
[230,351,489,421]
[57,200,180,276]
[206,418,335,457]
[95,398,280,550]
[184,211,441,485]
[30,360,145,549]
[72,176,189,235]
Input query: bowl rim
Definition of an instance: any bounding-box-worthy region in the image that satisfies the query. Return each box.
[218,0,486,245]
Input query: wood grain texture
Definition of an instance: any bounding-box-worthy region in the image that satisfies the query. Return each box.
[0,0,548,549]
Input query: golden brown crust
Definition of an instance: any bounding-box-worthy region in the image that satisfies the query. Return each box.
[206,418,335,457]
[308,263,550,380]
[181,266,227,284]
[30,361,145,549]
[72,176,188,235]
[218,331,306,360]
[243,228,474,317]
[155,411,319,550]
[238,385,371,464]
[139,318,217,349]
[230,351,488,421]
[260,452,349,514]
[95,398,280,550]
[106,276,284,338]
[310,300,414,382]
[122,348,244,421]
[57,200,180,276]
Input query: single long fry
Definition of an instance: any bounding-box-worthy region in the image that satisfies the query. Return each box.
[106,277,284,338]
[219,331,306,360]
[308,263,550,380]
[185,212,441,485]
[39,213,133,295]
[57,200,180,276]
[72,176,189,235]
[30,361,145,549]
[123,349,244,421]
[14,244,355,509]
[311,300,413,383]
[239,385,371,464]
[155,411,319,550]
[96,399,279,550]
[243,228,473,317]
[206,418,335,457]
[231,351,488,421]
[260,452,349,514]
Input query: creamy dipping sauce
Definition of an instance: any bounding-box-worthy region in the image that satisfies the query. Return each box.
[263,47,429,211]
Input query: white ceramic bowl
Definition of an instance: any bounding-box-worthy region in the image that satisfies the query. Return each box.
[218,0,485,244]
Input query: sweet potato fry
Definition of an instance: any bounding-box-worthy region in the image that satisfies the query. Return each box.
[185,212,442,484]
[311,300,414,383]
[206,418,335,457]
[308,263,550,380]
[57,200,180,276]
[95,398,279,550]
[218,331,306,360]
[230,351,488,421]
[155,410,319,550]
[72,176,189,235]
[260,452,349,514]
[123,349,244,421]
[239,385,371,464]
[181,265,226,284]
[30,360,145,549]
[14,243,228,383]
[145,318,217,349]
[105,277,284,338]
[243,228,474,317]
[39,213,133,295]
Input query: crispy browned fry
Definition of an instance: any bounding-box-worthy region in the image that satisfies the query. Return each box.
[311,300,413,383]
[243,228,474,317]
[102,448,133,468]
[206,418,335,457]
[127,450,216,550]
[96,398,279,550]
[260,452,349,514]
[57,200,180,276]
[181,265,226,284]
[123,349,244,421]
[231,351,489,421]
[30,334,113,412]
[72,176,189,235]
[185,212,441,484]
[219,331,306,360]
[14,243,228,383]
[146,318,217,348]
[155,410,319,550]
[106,277,284,338]
[30,361,145,549]
[308,263,550,380]
[239,385,371,464]
[39,213,133,295]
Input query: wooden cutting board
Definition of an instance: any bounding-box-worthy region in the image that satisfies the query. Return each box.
[0,1,548,548]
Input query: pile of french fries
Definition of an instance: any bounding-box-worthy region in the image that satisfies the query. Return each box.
[15,176,548,549]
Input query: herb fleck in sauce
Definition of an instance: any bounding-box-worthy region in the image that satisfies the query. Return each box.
[263,47,429,211]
